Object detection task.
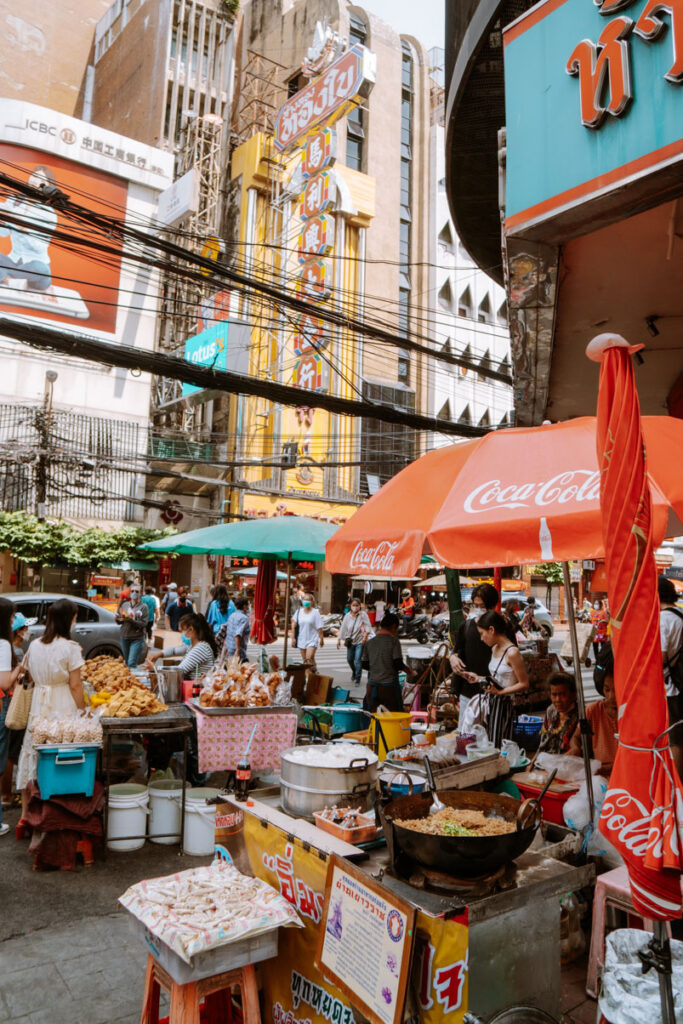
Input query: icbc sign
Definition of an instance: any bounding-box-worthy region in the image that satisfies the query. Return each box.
[273,44,376,151]
[302,128,337,178]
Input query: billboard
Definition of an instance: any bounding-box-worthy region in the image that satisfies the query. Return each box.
[0,143,128,334]
[181,319,251,397]
[504,0,683,238]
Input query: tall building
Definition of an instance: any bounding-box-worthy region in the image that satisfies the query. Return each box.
[0,101,173,532]
[227,0,436,604]
[0,1,112,117]
[427,47,512,435]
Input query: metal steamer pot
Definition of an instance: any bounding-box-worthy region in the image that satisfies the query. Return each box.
[379,789,542,878]
[280,745,378,818]
[157,667,182,703]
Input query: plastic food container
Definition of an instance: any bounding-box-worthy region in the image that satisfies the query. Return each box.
[313,810,378,845]
[516,780,579,826]
[35,743,100,799]
[126,913,279,985]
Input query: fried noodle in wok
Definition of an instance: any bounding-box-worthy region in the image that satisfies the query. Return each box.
[394,807,515,837]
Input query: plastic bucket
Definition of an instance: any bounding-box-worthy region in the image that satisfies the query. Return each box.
[183,787,221,856]
[332,704,364,733]
[107,783,149,852]
[148,779,185,845]
[369,712,412,759]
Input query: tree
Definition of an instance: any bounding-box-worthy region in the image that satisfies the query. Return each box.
[0,512,176,569]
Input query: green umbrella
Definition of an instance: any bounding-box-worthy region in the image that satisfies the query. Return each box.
[140,516,340,665]
[139,516,338,561]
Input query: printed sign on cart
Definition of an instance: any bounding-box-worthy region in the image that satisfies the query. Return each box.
[315,856,416,1024]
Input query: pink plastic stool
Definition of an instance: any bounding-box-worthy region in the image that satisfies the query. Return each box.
[586,866,671,998]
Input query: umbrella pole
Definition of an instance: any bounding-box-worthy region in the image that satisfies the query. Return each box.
[282,556,292,667]
[562,561,595,820]
[654,921,676,1024]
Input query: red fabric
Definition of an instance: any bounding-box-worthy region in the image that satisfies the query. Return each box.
[324,416,683,575]
[250,559,277,644]
[25,780,104,870]
[596,346,683,920]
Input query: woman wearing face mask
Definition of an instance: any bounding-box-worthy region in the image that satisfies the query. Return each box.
[337,598,372,686]
[462,609,529,747]
[449,584,514,700]
[116,584,149,668]
[291,593,324,669]
[16,599,85,829]
[145,613,216,678]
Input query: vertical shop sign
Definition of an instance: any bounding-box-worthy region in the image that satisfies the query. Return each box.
[301,171,337,220]
[298,214,336,261]
[302,128,338,178]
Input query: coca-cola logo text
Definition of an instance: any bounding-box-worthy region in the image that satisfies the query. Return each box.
[600,787,682,860]
[350,540,399,572]
[464,470,600,515]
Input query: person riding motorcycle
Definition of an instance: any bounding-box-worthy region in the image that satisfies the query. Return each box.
[400,589,415,621]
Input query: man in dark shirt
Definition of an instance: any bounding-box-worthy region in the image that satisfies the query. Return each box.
[450,583,515,698]
[361,612,415,712]
[165,586,195,631]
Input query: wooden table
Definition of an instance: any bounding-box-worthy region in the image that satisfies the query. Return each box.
[101,704,194,854]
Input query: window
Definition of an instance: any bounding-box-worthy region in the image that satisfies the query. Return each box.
[478,409,491,428]
[349,14,367,46]
[397,40,413,379]
[438,222,455,255]
[14,599,43,622]
[346,16,367,170]
[497,300,508,325]
[360,382,416,496]
[438,278,454,313]
[398,287,410,339]
[76,603,99,623]
[458,286,473,319]
[437,399,452,421]
[457,404,472,426]
[477,349,493,381]
[399,220,410,268]
[478,293,493,324]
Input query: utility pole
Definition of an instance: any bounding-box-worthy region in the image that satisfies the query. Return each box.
[35,370,57,520]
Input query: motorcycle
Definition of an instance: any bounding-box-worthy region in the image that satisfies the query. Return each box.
[321,612,342,637]
[398,613,431,644]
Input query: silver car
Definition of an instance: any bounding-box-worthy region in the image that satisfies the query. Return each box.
[9,592,123,659]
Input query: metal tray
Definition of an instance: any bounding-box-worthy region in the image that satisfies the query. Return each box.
[190,698,297,716]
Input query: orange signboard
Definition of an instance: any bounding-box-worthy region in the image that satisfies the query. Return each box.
[0,143,127,334]
[302,128,337,179]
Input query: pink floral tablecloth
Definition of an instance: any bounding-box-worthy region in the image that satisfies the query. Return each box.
[193,710,298,772]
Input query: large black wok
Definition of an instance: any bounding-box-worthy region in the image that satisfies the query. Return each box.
[379,789,540,878]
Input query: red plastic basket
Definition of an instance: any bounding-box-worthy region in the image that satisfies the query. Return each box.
[516,780,579,827]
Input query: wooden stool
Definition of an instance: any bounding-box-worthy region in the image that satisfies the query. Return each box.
[140,954,261,1024]
[586,866,672,998]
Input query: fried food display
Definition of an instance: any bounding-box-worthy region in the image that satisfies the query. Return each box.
[83,655,167,717]
[105,689,167,718]
[198,658,282,709]
[395,807,515,837]
[83,656,143,693]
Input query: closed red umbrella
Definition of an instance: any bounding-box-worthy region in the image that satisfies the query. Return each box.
[250,559,277,645]
[591,332,683,934]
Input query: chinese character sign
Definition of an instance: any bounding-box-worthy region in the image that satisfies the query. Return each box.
[301,171,337,220]
[295,259,332,303]
[293,352,324,392]
[302,128,338,178]
[298,215,335,262]
[293,314,326,355]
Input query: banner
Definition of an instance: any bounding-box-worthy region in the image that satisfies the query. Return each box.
[242,813,468,1023]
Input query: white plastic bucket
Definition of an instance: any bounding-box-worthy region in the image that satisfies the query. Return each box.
[183,787,221,856]
[148,779,185,845]
[107,783,148,852]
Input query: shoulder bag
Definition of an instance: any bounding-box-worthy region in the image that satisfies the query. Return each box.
[6,675,33,730]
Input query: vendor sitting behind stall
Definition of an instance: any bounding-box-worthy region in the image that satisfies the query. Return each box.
[535,672,579,756]
[568,647,618,778]
[145,613,216,678]
[361,612,416,713]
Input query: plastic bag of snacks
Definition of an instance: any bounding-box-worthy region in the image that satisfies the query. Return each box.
[32,711,103,746]
[119,860,303,963]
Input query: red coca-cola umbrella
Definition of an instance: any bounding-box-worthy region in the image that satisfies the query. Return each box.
[591,333,682,1022]
[250,559,277,645]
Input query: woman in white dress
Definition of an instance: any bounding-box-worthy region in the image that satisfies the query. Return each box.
[291,592,324,669]
[16,599,85,825]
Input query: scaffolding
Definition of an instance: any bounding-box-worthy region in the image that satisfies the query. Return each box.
[232,50,287,143]
[153,113,224,429]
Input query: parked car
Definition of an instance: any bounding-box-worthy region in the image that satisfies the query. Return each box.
[8,592,123,659]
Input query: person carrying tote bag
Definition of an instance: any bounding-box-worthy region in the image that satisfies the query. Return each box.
[0,597,28,837]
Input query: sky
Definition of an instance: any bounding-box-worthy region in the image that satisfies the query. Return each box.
[357,0,445,51]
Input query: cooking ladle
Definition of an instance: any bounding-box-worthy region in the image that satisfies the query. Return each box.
[424,757,446,816]
[516,768,558,831]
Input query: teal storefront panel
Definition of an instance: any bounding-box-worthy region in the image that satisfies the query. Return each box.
[181,322,229,397]
[504,0,683,233]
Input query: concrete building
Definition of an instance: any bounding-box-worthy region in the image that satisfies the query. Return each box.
[0,1,112,117]
[427,47,512,436]
[0,100,173,528]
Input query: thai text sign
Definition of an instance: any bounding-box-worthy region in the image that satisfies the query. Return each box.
[240,811,469,1024]
[503,0,683,237]
[274,44,376,151]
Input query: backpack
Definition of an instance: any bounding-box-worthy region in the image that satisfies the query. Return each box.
[663,607,683,694]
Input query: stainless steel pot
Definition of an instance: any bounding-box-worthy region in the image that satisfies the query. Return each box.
[280,745,378,818]
[158,667,182,703]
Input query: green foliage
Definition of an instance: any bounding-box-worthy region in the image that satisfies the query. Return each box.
[530,562,566,585]
[221,0,239,14]
[0,511,176,569]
